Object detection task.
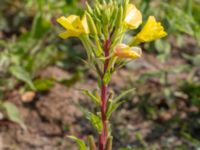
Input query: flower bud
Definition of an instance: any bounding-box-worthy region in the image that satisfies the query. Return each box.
[114,44,142,59]
[86,13,98,35]
[124,4,142,29]
[116,6,123,28]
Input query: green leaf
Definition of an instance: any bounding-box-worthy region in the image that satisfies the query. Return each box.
[155,39,171,54]
[86,112,102,132]
[193,54,200,66]
[103,72,111,85]
[68,136,88,150]
[113,88,135,102]
[31,12,51,39]
[59,71,82,87]
[3,102,26,130]
[82,89,100,105]
[181,132,200,145]
[106,99,128,119]
[182,54,200,66]
[106,88,135,119]
[9,66,36,90]
[31,45,59,74]
[33,79,54,91]
[163,3,197,36]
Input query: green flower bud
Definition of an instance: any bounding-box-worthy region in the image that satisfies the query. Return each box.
[86,2,93,14]
[110,6,119,30]
[86,13,103,56]
[86,13,98,35]
[123,0,130,19]
[116,6,123,28]
[102,12,108,25]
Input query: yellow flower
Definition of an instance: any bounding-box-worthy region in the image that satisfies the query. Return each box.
[124,4,142,29]
[134,16,167,43]
[57,14,89,39]
[114,44,142,59]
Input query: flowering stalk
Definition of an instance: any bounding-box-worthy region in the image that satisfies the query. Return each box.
[99,39,111,150]
[56,0,167,149]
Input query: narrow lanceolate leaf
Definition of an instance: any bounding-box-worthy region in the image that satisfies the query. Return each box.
[106,88,135,119]
[116,6,123,28]
[113,88,135,102]
[9,66,36,90]
[86,12,97,35]
[110,6,119,30]
[86,112,102,132]
[3,102,26,130]
[86,2,93,14]
[123,0,130,19]
[82,89,100,105]
[106,99,128,119]
[68,136,88,150]
[103,72,111,85]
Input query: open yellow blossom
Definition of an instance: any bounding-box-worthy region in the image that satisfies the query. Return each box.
[133,16,167,44]
[124,4,142,29]
[114,44,142,59]
[57,14,89,39]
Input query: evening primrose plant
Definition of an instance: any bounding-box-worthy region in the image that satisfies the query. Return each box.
[57,0,167,149]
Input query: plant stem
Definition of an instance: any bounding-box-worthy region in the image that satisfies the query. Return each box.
[99,39,111,150]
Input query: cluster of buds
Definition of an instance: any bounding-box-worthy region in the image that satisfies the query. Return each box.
[57,0,167,150]
[57,1,167,63]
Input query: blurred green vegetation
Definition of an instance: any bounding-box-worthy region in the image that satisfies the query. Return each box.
[0,0,200,149]
[0,0,84,94]
[0,0,85,132]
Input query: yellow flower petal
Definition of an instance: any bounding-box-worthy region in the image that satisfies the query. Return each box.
[58,30,80,39]
[81,14,90,34]
[57,14,89,39]
[134,16,167,43]
[114,44,142,59]
[67,15,83,31]
[124,4,142,29]
[57,16,75,31]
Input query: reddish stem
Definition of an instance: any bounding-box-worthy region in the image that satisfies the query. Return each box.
[99,40,110,150]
